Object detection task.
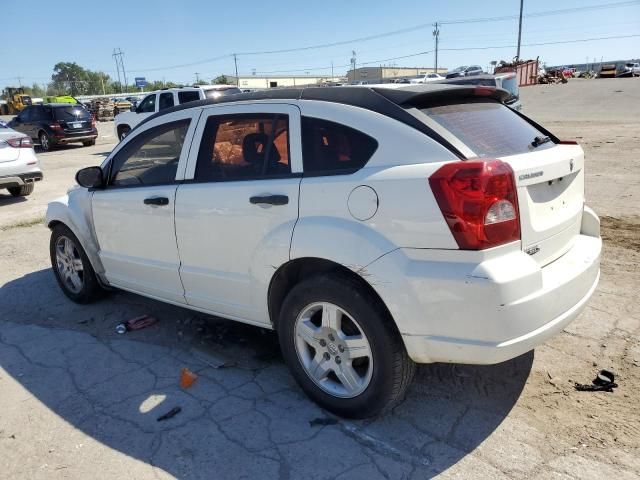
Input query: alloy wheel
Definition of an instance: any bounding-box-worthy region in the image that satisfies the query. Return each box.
[55,236,84,294]
[294,302,373,398]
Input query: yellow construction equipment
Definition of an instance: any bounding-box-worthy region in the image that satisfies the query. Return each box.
[1,87,32,115]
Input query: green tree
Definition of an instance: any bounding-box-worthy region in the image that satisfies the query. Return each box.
[212,75,229,85]
[51,62,89,95]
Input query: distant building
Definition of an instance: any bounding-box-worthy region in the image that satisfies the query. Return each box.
[347,66,448,84]
[227,75,346,89]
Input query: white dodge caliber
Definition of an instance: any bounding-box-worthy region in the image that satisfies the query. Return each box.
[46,85,602,418]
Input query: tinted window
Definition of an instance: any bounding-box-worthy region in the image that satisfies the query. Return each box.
[301,117,378,174]
[177,91,201,104]
[32,106,52,121]
[203,87,242,99]
[110,119,190,187]
[421,100,552,157]
[19,107,33,122]
[159,92,175,110]
[137,94,156,113]
[195,114,290,181]
[54,106,91,121]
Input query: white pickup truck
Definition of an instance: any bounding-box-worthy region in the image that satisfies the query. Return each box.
[114,85,241,140]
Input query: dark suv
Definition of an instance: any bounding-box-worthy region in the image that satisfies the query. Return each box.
[9,104,98,151]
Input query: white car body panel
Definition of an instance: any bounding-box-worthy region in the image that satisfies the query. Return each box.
[46,89,602,366]
[0,128,42,189]
[176,103,303,323]
[92,108,200,303]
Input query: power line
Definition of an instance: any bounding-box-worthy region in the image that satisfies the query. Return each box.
[124,0,640,72]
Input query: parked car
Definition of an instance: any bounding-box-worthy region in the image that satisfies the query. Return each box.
[114,85,242,140]
[410,73,445,84]
[445,65,483,79]
[438,73,522,111]
[9,104,98,151]
[622,62,640,76]
[46,84,601,418]
[0,123,42,197]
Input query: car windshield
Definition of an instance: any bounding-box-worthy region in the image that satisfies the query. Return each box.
[54,106,91,121]
[204,87,242,99]
[452,66,467,72]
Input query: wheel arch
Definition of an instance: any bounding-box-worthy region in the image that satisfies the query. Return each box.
[268,257,396,333]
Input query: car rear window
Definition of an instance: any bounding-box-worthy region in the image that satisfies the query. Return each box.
[421,100,553,158]
[54,106,91,121]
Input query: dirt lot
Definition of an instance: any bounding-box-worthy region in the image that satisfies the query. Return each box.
[1,79,639,479]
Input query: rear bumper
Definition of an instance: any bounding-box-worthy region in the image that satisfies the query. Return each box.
[55,134,97,144]
[0,171,43,188]
[366,207,602,364]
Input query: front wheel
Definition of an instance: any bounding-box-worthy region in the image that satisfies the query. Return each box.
[278,273,415,418]
[118,126,130,141]
[50,224,104,303]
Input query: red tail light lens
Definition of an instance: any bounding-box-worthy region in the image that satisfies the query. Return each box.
[49,122,63,131]
[6,136,34,148]
[91,116,96,128]
[429,159,520,250]
[558,140,578,145]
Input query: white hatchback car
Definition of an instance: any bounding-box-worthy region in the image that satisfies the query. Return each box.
[46,85,601,417]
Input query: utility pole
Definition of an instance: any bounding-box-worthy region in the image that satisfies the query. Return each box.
[516,0,524,60]
[112,48,123,93]
[233,54,239,86]
[433,23,440,73]
[331,61,334,79]
[350,51,357,82]
[195,72,201,84]
[16,76,22,87]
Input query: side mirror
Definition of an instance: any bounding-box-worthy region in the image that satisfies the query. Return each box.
[130,106,136,112]
[76,166,104,189]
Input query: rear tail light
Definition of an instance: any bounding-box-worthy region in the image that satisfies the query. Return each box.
[49,122,63,131]
[91,116,96,128]
[474,85,496,96]
[429,159,520,250]
[6,137,34,148]
[558,140,578,145]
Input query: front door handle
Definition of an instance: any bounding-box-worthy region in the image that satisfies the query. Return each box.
[144,196,169,206]
[250,195,289,206]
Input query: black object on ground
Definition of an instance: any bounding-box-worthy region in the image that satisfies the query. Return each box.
[575,369,618,392]
[157,406,182,421]
[309,417,338,427]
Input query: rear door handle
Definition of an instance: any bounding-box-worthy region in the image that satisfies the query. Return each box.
[144,196,169,206]
[250,195,289,206]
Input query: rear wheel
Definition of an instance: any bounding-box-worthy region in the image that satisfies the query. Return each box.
[118,125,130,141]
[50,224,104,303]
[278,273,415,418]
[8,183,34,197]
[82,139,96,147]
[39,131,52,152]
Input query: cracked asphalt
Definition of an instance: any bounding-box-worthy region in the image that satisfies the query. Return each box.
[1,79,639,479]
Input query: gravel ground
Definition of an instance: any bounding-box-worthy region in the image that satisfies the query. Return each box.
[0,78,638,479]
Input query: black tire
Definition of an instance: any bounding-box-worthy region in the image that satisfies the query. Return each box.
[8,183,34,197]
[118,125,130,141]
[49,224,104,304]
[39,131,52,152]
[82,139,96,147]
[278,272,415,418]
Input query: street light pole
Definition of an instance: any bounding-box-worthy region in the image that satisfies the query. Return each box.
[516,0,524,60]
[233,54,239,86]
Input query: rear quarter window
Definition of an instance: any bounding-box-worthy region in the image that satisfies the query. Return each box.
[421,100,553,158]
[178,91,201,104]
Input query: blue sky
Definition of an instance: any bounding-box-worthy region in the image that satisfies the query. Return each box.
[2,0,639,89]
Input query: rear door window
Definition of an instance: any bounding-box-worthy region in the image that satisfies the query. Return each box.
[159,92,175,110]
[195,114,291,181]
[421,100,553,157]
[301,117,378,175]
[177,91,201,104]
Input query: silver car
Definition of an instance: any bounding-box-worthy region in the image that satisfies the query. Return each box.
[0,122,42,197]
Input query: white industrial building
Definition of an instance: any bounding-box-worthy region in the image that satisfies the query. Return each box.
[227,75,346,89]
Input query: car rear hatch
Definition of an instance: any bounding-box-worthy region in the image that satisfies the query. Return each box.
[397,89,584,265]
[54,106,93,136]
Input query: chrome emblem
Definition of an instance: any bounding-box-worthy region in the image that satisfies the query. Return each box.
[327,343,338,355]
[525,245,540,256]
[570,159,574,172]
